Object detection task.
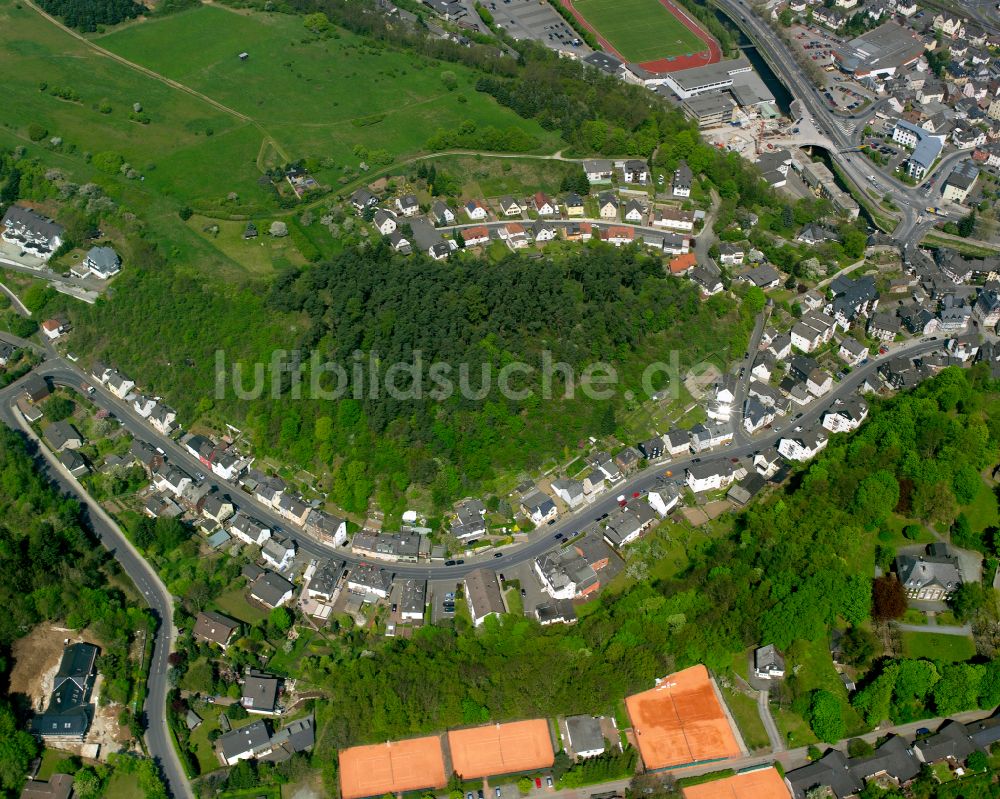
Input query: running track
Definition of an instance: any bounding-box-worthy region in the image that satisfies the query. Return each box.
[560,0,722,73]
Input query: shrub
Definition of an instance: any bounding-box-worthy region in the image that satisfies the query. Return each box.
[27,123,47,141]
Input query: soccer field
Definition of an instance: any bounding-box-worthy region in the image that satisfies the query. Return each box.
[573,0,707,62]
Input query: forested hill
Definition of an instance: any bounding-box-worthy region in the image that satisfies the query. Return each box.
[73,240,746,515]
[260,244,745,509]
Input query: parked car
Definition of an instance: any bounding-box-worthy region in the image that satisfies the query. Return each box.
[535,779,542,789]
[546,777,553,788]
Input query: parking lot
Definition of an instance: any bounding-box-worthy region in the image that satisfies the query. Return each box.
[429,577,461,623]
[488,0,587,55]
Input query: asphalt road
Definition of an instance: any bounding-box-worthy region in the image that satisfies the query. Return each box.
[713,0,969,244]
[0,378,193,799]
[21,336,945,582]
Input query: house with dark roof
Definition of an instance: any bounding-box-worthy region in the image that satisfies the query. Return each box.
[216,719,273,765]
[346,562,391,599]
[242,670,280,714]
[896,543,963,600]
[914,721,976,764]
[265,715,316,762]
[565,715,606,759]
[31,643,98,741]
[1,205,64,260]
[82,245,121,278]
[249,571,295,608]
[464,568,506,626]
[44,420,82,452]
[19,775,74,799]
[193,611,240,649]
[753,644,785,679]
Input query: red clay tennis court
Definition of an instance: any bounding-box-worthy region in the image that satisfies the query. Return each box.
[681,767,790,799]
[625,665,742,771]
[339,736,447,799]
[448,720,555,779]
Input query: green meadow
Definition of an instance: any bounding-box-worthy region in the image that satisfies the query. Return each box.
[96,5,559,171]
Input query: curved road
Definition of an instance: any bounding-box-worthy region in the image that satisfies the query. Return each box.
[0,375,193,799]
[15,337,945,581]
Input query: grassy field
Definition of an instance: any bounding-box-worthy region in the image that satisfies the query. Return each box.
[103,772,143,799]
[97,5,559,178]
[962,480,999,533]
[787,636,866,735]
[720,687,770,751]
[212,586,269,625]
[572,0,705,62]
[0,0,269,206]
[902,631,977,662]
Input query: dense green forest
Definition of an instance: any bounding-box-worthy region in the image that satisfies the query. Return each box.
[302,367,1000,791]
[36,0,142,30]
[73,243,745,514]
[0,426,157,798]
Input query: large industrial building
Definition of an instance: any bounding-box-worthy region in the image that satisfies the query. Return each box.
[833,21,924,78]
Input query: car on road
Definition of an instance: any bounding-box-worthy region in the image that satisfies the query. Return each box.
[521,588,527,597]
[391,603,397,613]
[445,592,455,599]
[554,532,563,540]
[547,518,556,525]
[456,559,465,564]
[493,551,504,558]
[445,560,456,566]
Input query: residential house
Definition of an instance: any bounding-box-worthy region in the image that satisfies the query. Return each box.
[216,720,273,765]
[638,436,663,460]
[276,493,310,527]
[304,510,347,546]
[30,643,98,741]
[229,512,271,546]
[623,199,645,223]
[563,193,584,217]
[754,447,781,478]
[261,536,296,571]
[533,192,556,216]
[102,369,135,399]
[83,245,121,278]
[305,559,345,603]
[399,578,426,621]
[690,263,723,296]
[597,192,619,219]
[868,311,901,342]
[350,188,378,213]
[373,209,397,235]
[829,274,879,328]
[689,422,732,452]
[249,571,295,608]
[975,289,1000,326]
[395,194,420,217]
[647,485,680,516]
[839,336,868,366]
[914,721,976,764]
[672,160,693,197]
[498,196,522,216]
[896,543,963,600]
[604,502,658,548]
[149,403,177,435]
[59,450,88,478]
[719,242,746,266]
[431,200,456,225]
[534,549,599,599]
[583,159,614,183]
[738,263,781,290]
[777,427,829,461]
[534,222,558,243]
[44,420,82,452]
[461,225,491,247]
[621,159,649,184]
[652,207,695,232]
[942,160,980,203]
[464,568,505,626]
[450,498,488,541]
[823,398,869,433]
[1,205,64,260]
[499,222,528,248]
[242,670,280,714]
[664,429,690,457]
[744,397,775,433]
[202,492,235,524]
[346,562,391,600]
[19,775,74,799]
[193,611,240,649]
[352,532,421,562]
[552,478,585,509]
[686,461,738,493]
[521,490,558,525]
[464,199,488,220]
[668,252,697,275]
[615,446,642,474]
[791,312,837,352]
[753,644,786,679]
